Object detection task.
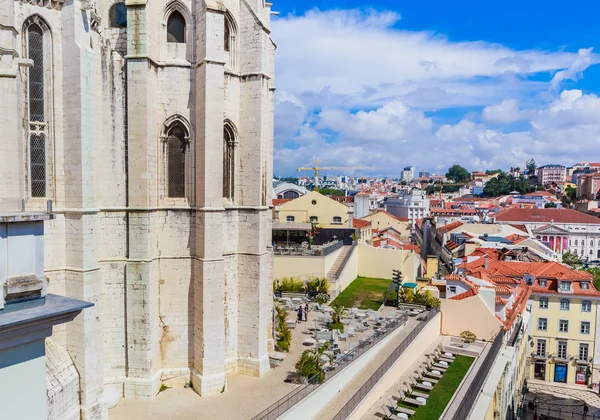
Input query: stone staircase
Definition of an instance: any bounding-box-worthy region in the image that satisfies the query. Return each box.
[326,245,353,282]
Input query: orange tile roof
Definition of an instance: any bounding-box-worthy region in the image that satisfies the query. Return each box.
[439,221,464,234]
[507,224,528,233]
[504,233,528,244]
[353,219,371,228]
[450,289,478,300]
[273,198,293,206]
[374,210,409,222]
[494,208,600,224]
[495,296,508,305]
[444,274,462,281]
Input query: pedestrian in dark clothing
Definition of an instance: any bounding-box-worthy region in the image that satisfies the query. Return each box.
[533,412,538,420]
[297,306,302,322]
[584,402,589,417]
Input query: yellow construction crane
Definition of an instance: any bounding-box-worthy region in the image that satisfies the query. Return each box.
[297,160,371,191]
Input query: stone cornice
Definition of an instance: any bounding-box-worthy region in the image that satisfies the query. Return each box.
[0,294,92,351]
[17,0,64,11]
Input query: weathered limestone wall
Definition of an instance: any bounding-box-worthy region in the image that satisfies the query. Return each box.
[3,0,275,417]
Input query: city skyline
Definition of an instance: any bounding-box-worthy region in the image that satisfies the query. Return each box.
[272,1,600,176]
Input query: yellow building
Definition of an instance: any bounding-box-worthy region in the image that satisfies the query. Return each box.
[361,210,410,239]
[529,270,599,386]
[275,191,352,228]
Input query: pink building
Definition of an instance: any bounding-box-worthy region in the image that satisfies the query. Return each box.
[536,164,567,185]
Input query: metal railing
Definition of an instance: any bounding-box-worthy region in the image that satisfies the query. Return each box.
[252,309,435,420]
[332,309,440,420]
[273,240,343,257]
[451,328,504,420]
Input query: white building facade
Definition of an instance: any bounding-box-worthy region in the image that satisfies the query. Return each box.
[0,0,275,418]
[385,189,430,227]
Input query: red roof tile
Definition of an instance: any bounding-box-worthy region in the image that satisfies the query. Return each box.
[439,221,464,234]
[353,219,371,228]
[450,289,478,300]
[493,208,600,224]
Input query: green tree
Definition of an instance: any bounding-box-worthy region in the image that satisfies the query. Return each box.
[319,188,344,196]
[562,251,582,267]
[585,268,600,291]
[526,158,537,173]
[445,165,471,183]
[329,305,346,332]
[277,177,299,184]
[485,169,503,175]
[460,330,477,344]
[482,173,535,197]
[544,202,557,208]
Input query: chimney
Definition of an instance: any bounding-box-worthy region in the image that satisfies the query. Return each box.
[484,255,489,270]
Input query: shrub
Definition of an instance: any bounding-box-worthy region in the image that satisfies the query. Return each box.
[278,277,306,293]
[314,293,329,304]
[275,305,292,352]
[295,343,331,383]
[460,330,477,344]
[329,322,344,332]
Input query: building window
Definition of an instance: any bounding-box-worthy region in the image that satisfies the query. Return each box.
[282,191,299,199]
[109,2,127,27]
[559,319,569,333]
[581,321,591,335]
[223,123,236,200]
[26,20,49,198]
[309,216,318,223]
[582,300,592,312]
[539,279,547,287]
[560,281,571,291]
[539,297,548,309]
[560,299,570,311]
[557,341,568,359]
[167,11,185,43]
[575,240,579,246]
[167,124,187,197]
[286,216,295,222]
[448,286,456,294]
[581,282,590,290]
[536,339,546,357]
[538,318,547,331]
[579,343,589,361]
[333,216,342,224]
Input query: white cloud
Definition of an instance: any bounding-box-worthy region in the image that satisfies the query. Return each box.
[482,99,528,123]
[272,8,594,109]
[271,8,600,176]
[550,48,594,90]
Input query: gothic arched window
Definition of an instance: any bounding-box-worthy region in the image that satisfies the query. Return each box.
[109,3,127,27]
[167,125,186,197]
[26,19,50,198]
[223,123,236,199]
[167,11,185,43]
[224,13,237,68]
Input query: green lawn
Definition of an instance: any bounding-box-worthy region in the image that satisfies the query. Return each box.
[398,355,475,419]
[330,276,391,310]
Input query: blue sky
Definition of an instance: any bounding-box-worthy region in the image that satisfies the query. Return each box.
[270,1,600,177]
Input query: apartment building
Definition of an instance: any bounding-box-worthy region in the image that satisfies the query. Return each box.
[577,173,600,200]
[385,189,430,227]
[536,164,567,185]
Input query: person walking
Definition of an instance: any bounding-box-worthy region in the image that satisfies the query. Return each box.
[297,306,303,322]
[304,303,309,321]
[584,402,589,417]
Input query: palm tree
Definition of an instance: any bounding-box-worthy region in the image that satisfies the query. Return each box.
[295,342,332,383]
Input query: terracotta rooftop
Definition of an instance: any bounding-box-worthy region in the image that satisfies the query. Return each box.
[352,219,371,228]
[450,289,478,300]
[439,221,464,234]
[493,208,600,224]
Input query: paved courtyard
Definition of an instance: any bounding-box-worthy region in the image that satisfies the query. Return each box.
[523,380,600,419]
[109,305,405,420]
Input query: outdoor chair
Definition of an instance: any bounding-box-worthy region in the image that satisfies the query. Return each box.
[393,404,415,417]
[403,384,429,399]
[381,404,404,420]
[424,370,443,379]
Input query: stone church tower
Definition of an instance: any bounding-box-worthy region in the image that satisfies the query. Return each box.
[0,0,275,418]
